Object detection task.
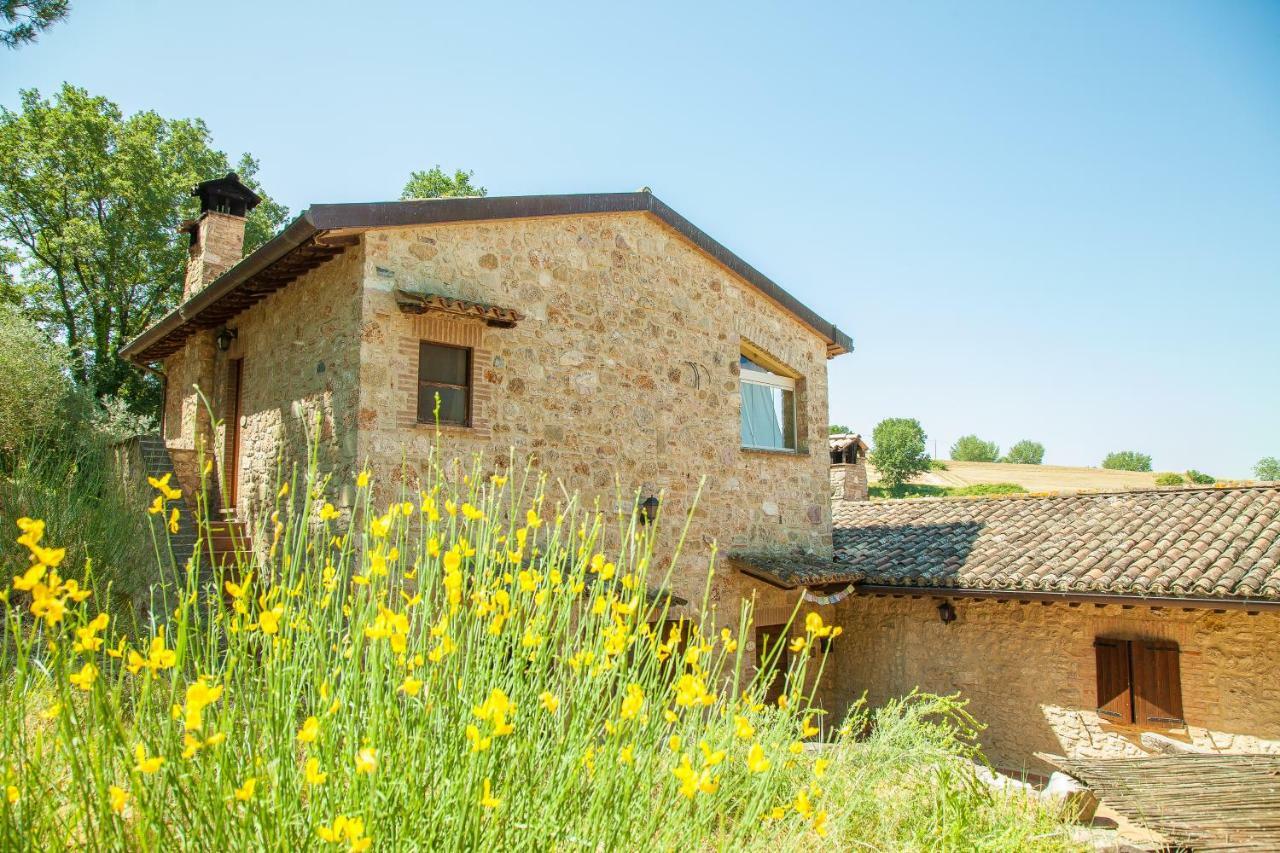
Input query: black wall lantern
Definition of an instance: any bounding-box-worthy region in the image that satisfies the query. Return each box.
[215,326,238,352]
[937,600,957,625]
[638,495,660,525]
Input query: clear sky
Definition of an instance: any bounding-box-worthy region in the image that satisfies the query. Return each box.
[4,1,1278,476]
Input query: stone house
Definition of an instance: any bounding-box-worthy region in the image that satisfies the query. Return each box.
[120,174,852,613]
[744,483,1280,774]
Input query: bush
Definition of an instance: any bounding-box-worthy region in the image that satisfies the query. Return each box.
[1256,457,1280,481]
[1101,450,1152,472]
[1183,469,1216,485]
[948,483,1027,497]
[0,305,73,457]
[929,459,949,471]
[869,419,931,490]
[1154,473,1184,486]
[0,447,1077,847]
[950,435,1000,463]
[1002,440,1045,465]
[829,424,853,435]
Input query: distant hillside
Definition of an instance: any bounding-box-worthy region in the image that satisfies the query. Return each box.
[868,459,1160,493]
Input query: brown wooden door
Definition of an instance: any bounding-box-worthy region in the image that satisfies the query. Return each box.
[1132,641,1184,725]
[756,624,790,707]
[223,359,243,511]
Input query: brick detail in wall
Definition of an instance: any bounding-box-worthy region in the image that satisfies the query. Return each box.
[394,313,492,439]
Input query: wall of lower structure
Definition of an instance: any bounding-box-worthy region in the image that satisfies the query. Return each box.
[354,211,836,617]
[812,594,1280,773]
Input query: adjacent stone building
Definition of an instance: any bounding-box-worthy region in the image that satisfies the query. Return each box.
[744,484,1280,774]
[121,176,852,611]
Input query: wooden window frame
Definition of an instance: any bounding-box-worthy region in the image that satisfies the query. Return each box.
[417,341,472,427]
[739,350,799,452]
[1094,637,1185,727]
[755,623,791,707]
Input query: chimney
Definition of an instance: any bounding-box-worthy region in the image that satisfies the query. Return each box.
[179,172,261,299]
[829,433,869,502]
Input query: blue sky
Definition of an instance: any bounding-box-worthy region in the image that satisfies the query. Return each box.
[4,1,1278,476]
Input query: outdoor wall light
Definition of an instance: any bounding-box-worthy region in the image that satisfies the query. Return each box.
[216,327,238,352]
[937,600,957,625]
[638,495,660,525]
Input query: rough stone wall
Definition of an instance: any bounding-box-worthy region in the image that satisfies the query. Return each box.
[354,211,836,618]
[830,461,868,502]
[812,594,1280,773]
[199,243,365,524]
[183,211,247,299]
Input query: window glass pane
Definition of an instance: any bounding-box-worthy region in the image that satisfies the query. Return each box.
[740,380,796,449]
[419,343,469,386]
[418,385,467,425]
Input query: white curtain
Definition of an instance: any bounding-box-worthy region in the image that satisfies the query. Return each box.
[740,382,784,448]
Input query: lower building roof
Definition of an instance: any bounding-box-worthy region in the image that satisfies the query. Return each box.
[830,485,1280,602]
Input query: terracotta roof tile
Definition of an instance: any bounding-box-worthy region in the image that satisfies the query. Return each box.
[831,485,1280,601]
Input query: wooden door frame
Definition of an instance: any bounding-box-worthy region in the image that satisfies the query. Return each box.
[224,358,243,512]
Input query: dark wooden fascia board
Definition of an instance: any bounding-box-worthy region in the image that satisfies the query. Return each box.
[854,583,1280,612]
[121,192,852,364]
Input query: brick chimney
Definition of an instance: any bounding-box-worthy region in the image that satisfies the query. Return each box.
[179,173,261,299]
[829,433,869,502]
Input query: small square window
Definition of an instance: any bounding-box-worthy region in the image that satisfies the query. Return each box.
[418,342,471,426]
[740,354,796,450]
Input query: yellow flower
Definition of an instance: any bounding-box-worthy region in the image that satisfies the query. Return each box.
[356,470,370,488]
[480,778,501,809]
[318,814,369,849]
[720,628,738,653]
[800,715,819,738]
[399,676,424,696]
[354,747,377,775]
[278,483,289,498]
[297,716,321,744]
[465,724,491,753]
[526,508,541,528]
[539,691,559,713]
[746,742,771,773]
[108,785,129,815]
[793,788,814,818]
[259,605,284,635]
[39,702,62,721]
[789,741,805,755]
[320,503,340,521]
[69,662,98,691]
[490,474,507,487]
[127,630,177,674]
[461,502,484,521]
[168,507,180,534]
[305,757,328,786]
[734,715,755,740]
[147,473,182,501]
[182,678,224,731]
[814,757,830,778]
[234,777,256,801]
[72,612,109,653]
[147,494,164,515]
[133,744,164,774]
[667,735,682,752]
[789,636,807,653]
[619,683,645,721]
[813,809,829,837]
[6,786,18,805]
[619,744,635,766]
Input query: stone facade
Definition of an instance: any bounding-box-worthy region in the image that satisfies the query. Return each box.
[830,461,867,502]
[182,211,247,299]
[161,210,837,619]
[809,594,1280,773]
[354,212,834,611]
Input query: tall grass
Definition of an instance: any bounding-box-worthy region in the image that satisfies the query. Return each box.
[0,436,1080,850]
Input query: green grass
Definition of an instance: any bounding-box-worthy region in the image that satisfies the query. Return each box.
[1,435,1079,849]
[871,482,1029,500]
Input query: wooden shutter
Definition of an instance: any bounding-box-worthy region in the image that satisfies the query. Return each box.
[223,359,243,510]
[1094,638,1133,723]
[1132,640,1184,725]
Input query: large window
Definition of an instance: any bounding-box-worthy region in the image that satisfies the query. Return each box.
[417,342,471,426]
[740,353,796,451]
[1095,637,1184,726]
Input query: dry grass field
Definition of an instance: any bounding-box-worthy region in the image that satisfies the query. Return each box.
[869,460,1160,493]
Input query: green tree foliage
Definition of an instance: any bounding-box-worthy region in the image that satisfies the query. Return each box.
[0,85,289,413]
[1101,450,1152,472]
[1154,472,1184,486]
[0,303,71,454]
[950,434,999,463]
[829,423,853,435]
[1183,469,1216,485]
[2,0,68,48]
[401,166,487,200]
[1002,440,1045,465]
[1256,457,1280,481]
[869,418,931,490]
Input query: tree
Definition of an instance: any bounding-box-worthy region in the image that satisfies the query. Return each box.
[950,434,999,462]
[1255,457,1280,481]
[1003,440,1045,465]
[829,424,852,435]
[2,0,68,48]
[401,166,486,200]
[0,303,71,454]
[1183,469,1216,485]
[1101,450,1152,472]
[0,85,288,413]
[869,418,931,491]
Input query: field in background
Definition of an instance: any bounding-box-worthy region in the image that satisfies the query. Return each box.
[869,460,1160,494]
